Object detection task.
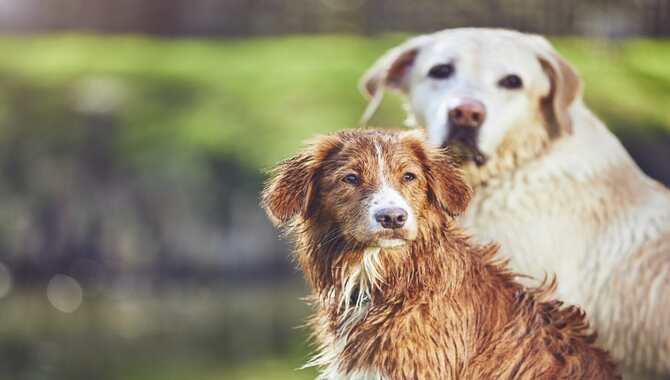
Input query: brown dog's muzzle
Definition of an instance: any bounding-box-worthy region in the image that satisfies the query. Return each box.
[444,98,488,166]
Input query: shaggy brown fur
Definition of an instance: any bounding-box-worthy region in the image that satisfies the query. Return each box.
[262,129,619,380]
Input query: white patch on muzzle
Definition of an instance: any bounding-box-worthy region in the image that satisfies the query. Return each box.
[368,143,416,244]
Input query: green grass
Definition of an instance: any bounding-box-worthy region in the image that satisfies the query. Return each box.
[0,286,318,380]
[0,34,667,173]
[123,357,317,380]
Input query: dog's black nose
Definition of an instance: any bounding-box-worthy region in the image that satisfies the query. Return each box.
[374,208,408,229]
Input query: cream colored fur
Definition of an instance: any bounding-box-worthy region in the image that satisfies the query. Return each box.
[360,28,670,379]
[460,101,670,380]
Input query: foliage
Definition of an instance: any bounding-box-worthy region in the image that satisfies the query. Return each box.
[0,34,667,172]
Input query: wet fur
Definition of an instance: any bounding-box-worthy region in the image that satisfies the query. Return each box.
[262,129,619,380]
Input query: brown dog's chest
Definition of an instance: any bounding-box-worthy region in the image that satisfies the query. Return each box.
[328,288,513,379]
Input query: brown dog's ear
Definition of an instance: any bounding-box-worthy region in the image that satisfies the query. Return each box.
[262,153,315,226]
[426,148,472,217]
[359,35,431,125]
[528,36,582,138]
[403,131,471,217]
[261,135,343,226]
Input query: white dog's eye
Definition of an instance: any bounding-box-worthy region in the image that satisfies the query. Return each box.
[428,63,455,80]
[498,74,523,89]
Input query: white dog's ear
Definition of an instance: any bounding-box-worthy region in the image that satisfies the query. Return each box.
[358,35,431,126]
[527,36,582,138]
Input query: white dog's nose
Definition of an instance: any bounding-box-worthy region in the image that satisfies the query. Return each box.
[448,98,486,128]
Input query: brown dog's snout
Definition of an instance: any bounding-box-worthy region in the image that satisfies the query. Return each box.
[448,99,486,128]
[375,208,408,229]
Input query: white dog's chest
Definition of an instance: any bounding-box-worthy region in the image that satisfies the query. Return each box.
[459,161,670,310]
[462,194,586,296]
[458,171,626,308]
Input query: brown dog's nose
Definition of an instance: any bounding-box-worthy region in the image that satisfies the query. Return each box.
[374,208,408,229]
[448,99,486,128]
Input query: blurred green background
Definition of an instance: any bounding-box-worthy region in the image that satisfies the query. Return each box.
[0,1,669,380]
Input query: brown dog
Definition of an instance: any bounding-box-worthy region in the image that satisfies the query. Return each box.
[262,129,619,379]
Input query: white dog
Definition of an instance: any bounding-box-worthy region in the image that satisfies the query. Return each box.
[360,28,670,379]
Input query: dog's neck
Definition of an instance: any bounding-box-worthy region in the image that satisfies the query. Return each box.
[461,120,556,190]
[299,217,523,377]
[297,215,508,325]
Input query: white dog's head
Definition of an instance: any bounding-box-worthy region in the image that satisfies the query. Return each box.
[360,28,582,167]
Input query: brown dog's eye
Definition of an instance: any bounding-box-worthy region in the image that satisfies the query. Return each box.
[428,63,454,80]
[402,172,417,182]
[498,74,523,89]
[342,173,360,186]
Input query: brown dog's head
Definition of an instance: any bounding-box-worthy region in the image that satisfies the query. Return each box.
[262,129,471,302]
[263,129,469,245]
